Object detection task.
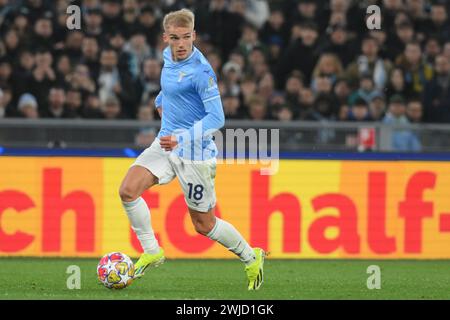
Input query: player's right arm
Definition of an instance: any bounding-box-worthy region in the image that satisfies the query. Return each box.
[155,91,163,118]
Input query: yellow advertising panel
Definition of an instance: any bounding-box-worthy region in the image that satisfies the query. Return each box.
[1,156,450,259]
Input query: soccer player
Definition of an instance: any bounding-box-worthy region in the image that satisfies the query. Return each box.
[118,8,265,290]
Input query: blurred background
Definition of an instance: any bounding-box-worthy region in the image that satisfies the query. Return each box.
[0,0,448,153]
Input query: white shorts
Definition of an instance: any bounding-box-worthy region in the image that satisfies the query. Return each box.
[132,138,217,212]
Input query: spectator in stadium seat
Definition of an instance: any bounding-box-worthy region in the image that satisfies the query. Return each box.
[222,61,242,97]
[327,7,348,29]
[28,16,54,52]
[41,86,77,118]
[53,2,69,45]
[320,23,356,67]
[406,98,424,123]
[386,21,415,62]
[424,1,450,43]
[239,75,257,107]
[385,67,412,101]
[246,95,269,120]
[289,21,303,43]
[259,8,290,51]
[240,0,270,29]
[0,85,16,117]
[383,94,421,152]
[223,94,247,119]
[134,5,161,48]
[423,54,450,123]
[381,0,404,32]
[345,36,391,91]
[348,74,381,106]
[11,50,34,99]
[284,73,303,109]
[5,8,30,39]
[291,0,319,28]
[443,41,450,61]
[80,36,101,81]
[396,41,434,95]
[101,95,124,119]
[69,64,96,95]
[228,50,246,73]
[21,0,49,25]
[0,57,12,89]
[53,54,70,88]
[122,0,139,38]
[312,53,344,88]
[97,48,137,118]
[312,74,334,98]
[249,61,269,83]
[423,36,442,65]
[136,57,161,106]
[333,77,351,107]
[368,29,390,61]
[245,46,267,78]
[17,92,39,119]
[405,0,428,41]
[369,94,387,121]
[238,23,267,61]
[297,87,315,120]
[207,0,245,60]
[136,103,155,121]
[347,98,372,122]
[83,7,103,39]
[124,32,153,79]
[63,30,85,64]
[101,0,124,36]
[28,48,56,110]
[277,21,319,88]
[206,50,222,76]
[107,30,133,74]
[65,88,84,117]
[82,93,103,119]
[276,105,294,121]
[338,104,350,121]
[309,93,338,121]
[257,72,277,102]
[268,92,287,118]
[3,29,21,61]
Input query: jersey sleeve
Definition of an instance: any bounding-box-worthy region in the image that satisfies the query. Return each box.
[193,67,221,104]
[155,91,162,108]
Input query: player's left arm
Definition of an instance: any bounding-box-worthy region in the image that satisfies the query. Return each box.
[188,67,225,134]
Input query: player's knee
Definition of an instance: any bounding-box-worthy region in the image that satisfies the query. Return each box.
[119,184,139,202]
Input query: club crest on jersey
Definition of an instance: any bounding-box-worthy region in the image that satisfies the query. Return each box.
[178,71,187,82]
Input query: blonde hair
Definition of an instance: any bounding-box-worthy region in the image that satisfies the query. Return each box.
[312,53,343,78]
[163,9,195,31]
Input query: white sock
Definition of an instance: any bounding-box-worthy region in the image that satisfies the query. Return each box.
[207,217,256,266]
[122,197,160,254]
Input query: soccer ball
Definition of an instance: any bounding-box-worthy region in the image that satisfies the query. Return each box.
[97,252,135,289]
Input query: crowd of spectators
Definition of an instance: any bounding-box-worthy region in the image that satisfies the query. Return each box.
[0,0,449,130]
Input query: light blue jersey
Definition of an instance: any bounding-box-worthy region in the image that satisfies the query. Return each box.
[154,46,225,160]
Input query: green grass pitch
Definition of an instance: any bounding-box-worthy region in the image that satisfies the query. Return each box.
[1,258,450,299]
